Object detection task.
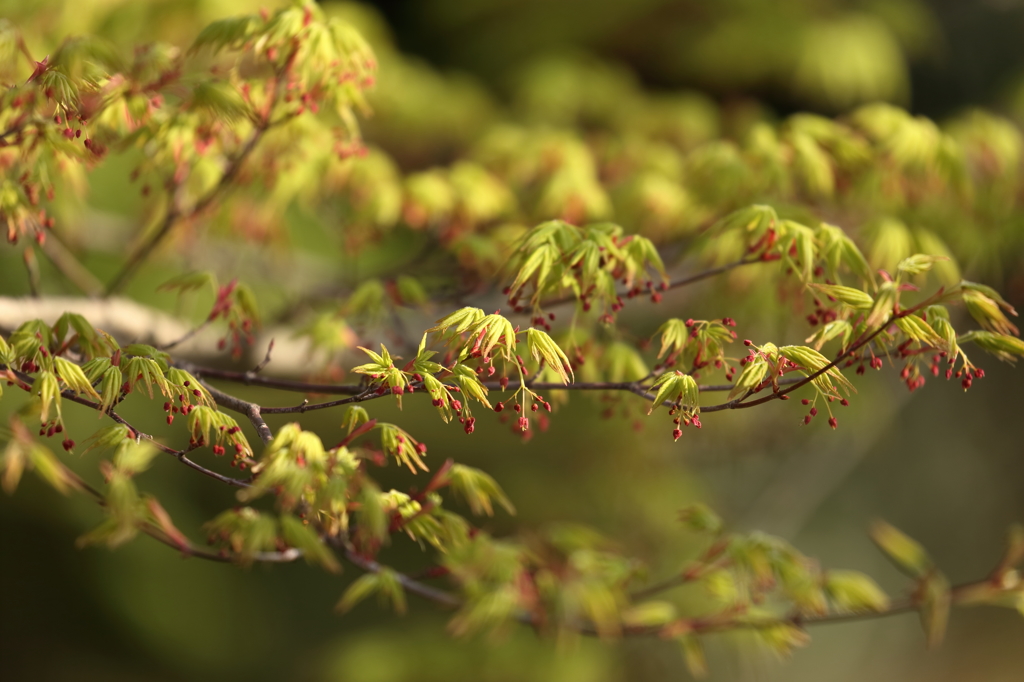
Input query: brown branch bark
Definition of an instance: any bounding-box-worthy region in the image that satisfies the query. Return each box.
[199,380,275,444]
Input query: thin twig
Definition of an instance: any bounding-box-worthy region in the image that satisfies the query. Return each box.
[703,291,945,414]
[103,109,279,296]
[22,246,41,297]
[36,228,105,297]
[13,369,254,488]
[182,362,366,395]
[159,318,213,351]
[342,546,462,608]
[252,338,275,374]
[260,389,376,414]
[175,363,784,397]
[66,465,295,562]
[335,536,1006,639]
[666,256,764,291]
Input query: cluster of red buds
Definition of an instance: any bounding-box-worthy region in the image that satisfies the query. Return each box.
[957,367,984,390]
[624,279,669,304]
[853,356,884,374]
[899,364,927,392]
[667,406,702,441]
[806,297,841,328]
[38,420,64,439]
[471,354,499,378]
[163,380,204,424]
[530,312,556,332]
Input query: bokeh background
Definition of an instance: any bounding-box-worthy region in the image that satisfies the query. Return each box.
[2,1,1024,681]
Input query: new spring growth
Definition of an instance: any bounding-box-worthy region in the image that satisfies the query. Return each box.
[648,371,700,440]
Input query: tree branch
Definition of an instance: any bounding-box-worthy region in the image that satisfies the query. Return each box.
[335,536,1013,640]
[198,380,275,444]
[702,291,945,414]
[177,362,793,397]
[37,228,106,297]
[6,365,252,488]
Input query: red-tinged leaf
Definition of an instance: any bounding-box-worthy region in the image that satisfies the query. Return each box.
[338,419,377,448]
[146,497,191,552]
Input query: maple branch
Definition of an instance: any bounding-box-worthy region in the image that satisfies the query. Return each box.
[199,380,275,444]
[335,538,1011,640]
[103,123,267,296]
[176,362,787,398]
[703,290,947,414]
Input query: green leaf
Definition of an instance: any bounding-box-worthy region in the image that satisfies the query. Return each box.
[962,288,1019,336]
[52,312,105,358]
[756,621,811,657]
[678,503,723,534]
[280,514,340,573]
[53,357,100,399]
[648,371,698,414]
[622,601,677,628]
[99,366,123,414]
[357,479,387,546]
[895,315,944,348]
[187,80,248,122]
[28,443,75,495]
[778,345,855,395]
[158,270,218,295]
[0,333,11,365]
[83,424,132,455]
[864,282,897,330]
[897,254,947,277]
[36,372,61,424]
[655,319,689,358]
[341,406,370,435]
[447,464,515,516]
[919,571,951,648]
[336,572,382,613]
[810,284,874,310]
[113,440,158,476]
[805,320,853,350]
[525,328,573,384]
[728,356,768,401]
[377,423,428,473]
[191,15,260,54]
[679,634,708,678]
[870,520,933,579]
[427,307,486,339]
[825,570,890,614]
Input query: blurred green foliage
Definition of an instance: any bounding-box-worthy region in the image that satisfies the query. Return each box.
[1,1,1024,681]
